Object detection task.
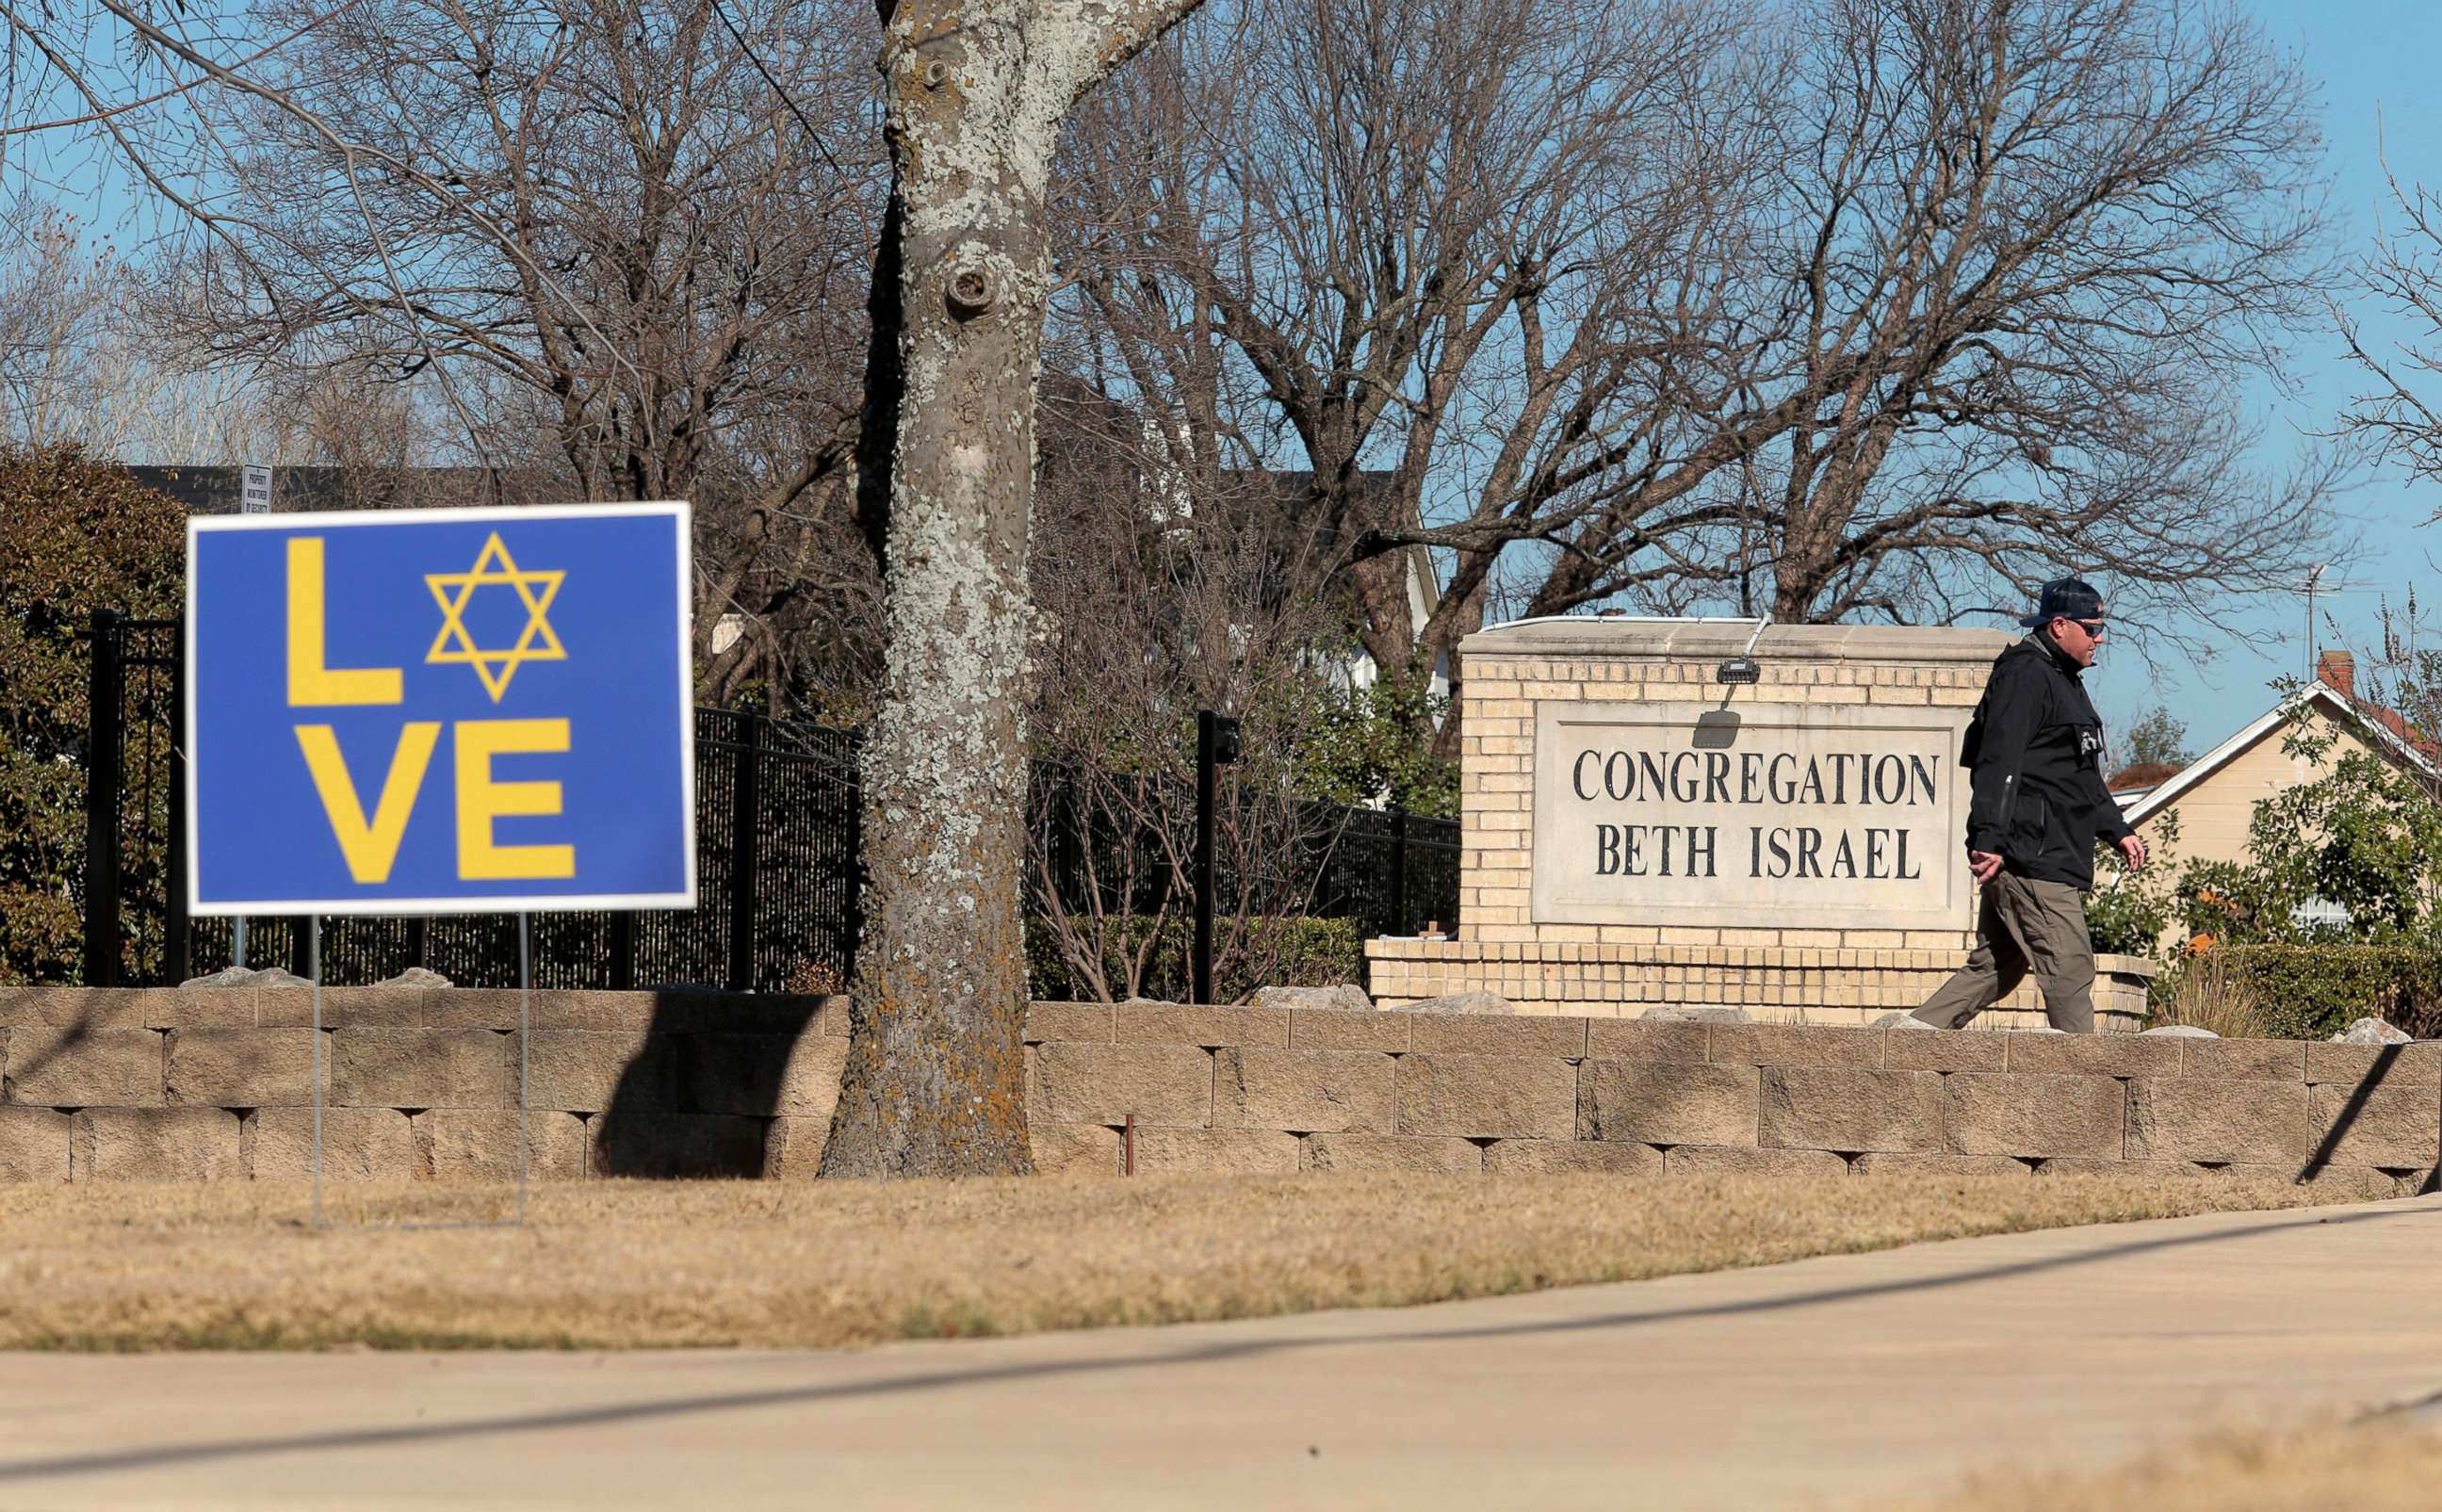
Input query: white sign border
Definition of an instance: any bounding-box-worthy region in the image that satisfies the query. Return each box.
[184,500,699,918]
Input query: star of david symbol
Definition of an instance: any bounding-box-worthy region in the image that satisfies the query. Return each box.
[424,531,565,702]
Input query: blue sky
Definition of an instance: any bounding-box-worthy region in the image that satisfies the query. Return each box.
[2106,1,2442,750]
[19,0,2442,758]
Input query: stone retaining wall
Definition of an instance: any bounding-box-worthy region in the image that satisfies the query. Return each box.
[2,987,2429,1194]
[0,984,844,1183]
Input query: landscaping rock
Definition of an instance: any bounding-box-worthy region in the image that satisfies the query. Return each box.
[178,966,311,989]
[1640,1005,1753,1024]
[1252,984,1372,1013]
[2334,1016,2414,1046]
[1873,1012,1938,1031]
[1390,991,1514,1015]
[377,967,454,988]
[2141,1025,2219,1037]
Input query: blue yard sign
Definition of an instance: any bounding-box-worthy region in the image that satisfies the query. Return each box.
[186,503,695,916]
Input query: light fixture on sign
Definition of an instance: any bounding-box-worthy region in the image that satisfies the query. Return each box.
[1717,614,1769,685]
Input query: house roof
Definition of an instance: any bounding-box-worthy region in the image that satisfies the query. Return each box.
[2105,759,2181,793]
[2330,679,2442,766]
[2122,677,2442,827]
[125,464,502,513]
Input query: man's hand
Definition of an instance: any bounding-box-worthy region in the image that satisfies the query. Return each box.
[1968,849,2004,885]
[2119,833,2147,871]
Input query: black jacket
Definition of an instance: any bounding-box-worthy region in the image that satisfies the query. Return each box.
[1959,630,2133,890]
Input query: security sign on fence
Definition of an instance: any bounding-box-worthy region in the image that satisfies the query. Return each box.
[186,503,695,916]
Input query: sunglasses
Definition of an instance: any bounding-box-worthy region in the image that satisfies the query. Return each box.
[2065,617,2107,637]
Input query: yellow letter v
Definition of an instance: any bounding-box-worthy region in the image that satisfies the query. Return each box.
[294,723,442,884]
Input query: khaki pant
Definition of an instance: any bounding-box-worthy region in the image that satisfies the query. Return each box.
[1913,872,2096,1033]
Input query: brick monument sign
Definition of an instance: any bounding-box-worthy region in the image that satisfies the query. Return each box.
[1365,619,2154,1026]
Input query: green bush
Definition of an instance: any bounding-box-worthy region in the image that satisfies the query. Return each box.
[2086,867,2178,957]
[1295,671,1459,817]
[2084,812,2183,961]
[2169,945,2442,1040]
[1024,915,1364,1003]
[0,448,187,984]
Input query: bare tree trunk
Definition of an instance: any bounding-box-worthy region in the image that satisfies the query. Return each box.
[821,0,1204,1179]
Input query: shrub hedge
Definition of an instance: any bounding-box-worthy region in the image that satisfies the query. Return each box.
[0,449,187,984]
[2166,945,2442,1040]
[1023,914,1364,1003]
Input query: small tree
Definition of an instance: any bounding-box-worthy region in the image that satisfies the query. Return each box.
[2178,719,2442,946]
[1299,675,1458,819]
[2124,707,2194,770]
[2344,588,2442,746]
[1021,418,1358,1004]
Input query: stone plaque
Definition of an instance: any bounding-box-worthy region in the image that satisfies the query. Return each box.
[1531,701,1972,929]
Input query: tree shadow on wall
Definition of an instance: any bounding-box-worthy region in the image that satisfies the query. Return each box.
[590,990,834,1178]
[2295,1040,2442,1195]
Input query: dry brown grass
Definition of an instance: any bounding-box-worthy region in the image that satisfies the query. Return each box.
[0,1168,2344,1353]
[2153,951,2273,1038]
[1908,1423,2442,1510]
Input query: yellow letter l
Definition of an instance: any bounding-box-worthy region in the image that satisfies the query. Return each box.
[287,537,402,707]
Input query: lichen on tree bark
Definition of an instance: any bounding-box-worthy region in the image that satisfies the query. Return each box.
[819,0,1206,1178]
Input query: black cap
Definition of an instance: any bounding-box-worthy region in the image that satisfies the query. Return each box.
[2019,577,2103,628]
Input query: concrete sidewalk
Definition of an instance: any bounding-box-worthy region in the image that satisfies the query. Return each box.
[4,1195,2439,1510]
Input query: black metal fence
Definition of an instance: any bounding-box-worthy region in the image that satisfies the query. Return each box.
[75,612,1458,990]
[208,711,869,992]
[77,610,187,987]
[1317,804,1463,939]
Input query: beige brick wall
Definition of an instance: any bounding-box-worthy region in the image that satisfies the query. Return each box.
[1,991,2417,1194]
[1363,939,2153,1028]
[1458,631,1998,948]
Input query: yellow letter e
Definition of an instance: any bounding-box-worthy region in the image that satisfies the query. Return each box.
[455,719,577,880]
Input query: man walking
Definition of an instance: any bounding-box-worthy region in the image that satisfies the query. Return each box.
[1913,578,2145,1033]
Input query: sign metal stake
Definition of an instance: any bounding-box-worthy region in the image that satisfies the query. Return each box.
[187,502,693,1229]
[517,912,531,1225]
[310,912,323,1229]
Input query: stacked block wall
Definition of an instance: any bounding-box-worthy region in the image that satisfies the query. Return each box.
[0,989,2418,1194]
